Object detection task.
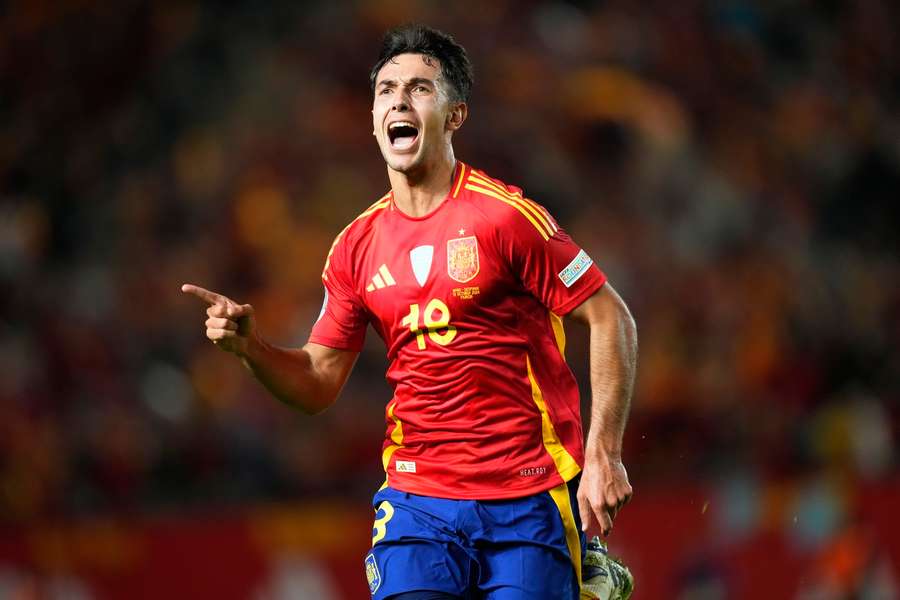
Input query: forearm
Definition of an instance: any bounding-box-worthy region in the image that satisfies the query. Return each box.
[584,297,637,460]
[240,338,339,415]
[181,283,356,414]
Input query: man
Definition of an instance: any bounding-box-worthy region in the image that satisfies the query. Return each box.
[183,25,636,600]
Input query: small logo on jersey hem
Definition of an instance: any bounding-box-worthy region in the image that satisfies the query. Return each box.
[519,466,548,477]
[396,460,417,473]
[365,553,381,594]
[447,236,479,283]
[558,249,593,288]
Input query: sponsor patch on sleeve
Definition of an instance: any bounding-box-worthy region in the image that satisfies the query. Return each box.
[558,249,593,288]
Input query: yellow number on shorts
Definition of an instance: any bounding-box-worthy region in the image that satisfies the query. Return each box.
[371,500,395,546]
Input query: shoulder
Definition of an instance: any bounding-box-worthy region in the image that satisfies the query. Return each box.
[322,192,392,279]
[460,166,559,242]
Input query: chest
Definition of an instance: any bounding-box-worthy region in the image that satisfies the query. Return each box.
[354,211,512,335]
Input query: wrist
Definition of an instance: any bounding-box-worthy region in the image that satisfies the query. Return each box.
[585,438,623,463]
[239,332,265,363]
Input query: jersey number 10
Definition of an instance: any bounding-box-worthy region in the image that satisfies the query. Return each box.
[401,299,457,349]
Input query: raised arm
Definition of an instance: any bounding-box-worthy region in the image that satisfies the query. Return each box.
[568,282,638,537]
[181,284,358,415]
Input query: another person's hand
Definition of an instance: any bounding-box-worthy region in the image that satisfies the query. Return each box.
[577,455,632,537]
[181,284,257,356]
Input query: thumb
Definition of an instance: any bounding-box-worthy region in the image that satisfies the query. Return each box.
[229,303,255,318]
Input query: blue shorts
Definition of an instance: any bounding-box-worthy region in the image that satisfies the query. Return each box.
[364,477,586,600]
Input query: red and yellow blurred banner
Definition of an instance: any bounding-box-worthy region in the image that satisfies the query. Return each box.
[1,482,898,599]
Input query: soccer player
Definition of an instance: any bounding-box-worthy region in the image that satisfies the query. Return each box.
[182,25,637,600]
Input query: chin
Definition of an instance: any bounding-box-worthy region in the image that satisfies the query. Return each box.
[385,152,423,174]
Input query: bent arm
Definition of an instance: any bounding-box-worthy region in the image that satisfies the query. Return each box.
[241,339,358,415]
[569,282,638,535]
[569,283,637,460]
[181,283,358,415]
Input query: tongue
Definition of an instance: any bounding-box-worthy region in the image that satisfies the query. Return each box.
[393,135,416,148]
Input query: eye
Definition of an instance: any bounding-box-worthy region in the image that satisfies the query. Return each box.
[413,85,429,93]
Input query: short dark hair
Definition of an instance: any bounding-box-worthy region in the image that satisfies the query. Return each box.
[369,24,474,104]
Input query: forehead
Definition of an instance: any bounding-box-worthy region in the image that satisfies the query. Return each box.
[375,53,443,85]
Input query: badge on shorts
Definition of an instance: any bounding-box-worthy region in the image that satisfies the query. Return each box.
[365,553,381,594]
[447,236,479,283]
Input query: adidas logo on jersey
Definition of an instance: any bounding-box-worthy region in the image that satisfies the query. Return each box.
[366,264,396,292]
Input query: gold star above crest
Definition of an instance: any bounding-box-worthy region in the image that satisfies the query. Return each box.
[458,228,465,236]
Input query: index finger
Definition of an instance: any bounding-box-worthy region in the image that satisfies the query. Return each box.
[181,283,227,306]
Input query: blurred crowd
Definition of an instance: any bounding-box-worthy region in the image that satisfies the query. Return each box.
[1,0,898,586]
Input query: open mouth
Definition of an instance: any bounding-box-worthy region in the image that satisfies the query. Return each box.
[388,121,419,150]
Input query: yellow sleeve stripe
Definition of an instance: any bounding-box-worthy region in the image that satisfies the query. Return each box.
[464,183,552,241]
[522,196,558,233]
[468,172,558,236]
[469,172,558,234]
[452,162,468,198]
[322,196,391,279]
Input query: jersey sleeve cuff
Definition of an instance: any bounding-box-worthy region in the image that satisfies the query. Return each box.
[551,268,607,316]
[307,333,365,352]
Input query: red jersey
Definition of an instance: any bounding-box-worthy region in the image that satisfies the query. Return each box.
[309,163,606,499]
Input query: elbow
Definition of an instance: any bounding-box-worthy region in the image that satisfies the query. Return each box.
[274,387,336,416]
[618,300,638,354]
[304,395,338,416]
[302,396,336,416]
[622,305,637,339]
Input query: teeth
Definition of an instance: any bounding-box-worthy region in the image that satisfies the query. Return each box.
[389,121,416,130]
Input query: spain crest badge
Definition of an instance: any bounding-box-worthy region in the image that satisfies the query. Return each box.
[365,553,381,594]
[447,236,479,283]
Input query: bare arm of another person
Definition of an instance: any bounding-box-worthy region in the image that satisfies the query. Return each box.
[569,282,638,537]
[181,284,358,415]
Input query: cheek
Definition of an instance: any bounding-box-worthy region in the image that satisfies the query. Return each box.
[373,98,394,117]
[415,100,441,125]
[425,109,448,131]
[371,108,383,134]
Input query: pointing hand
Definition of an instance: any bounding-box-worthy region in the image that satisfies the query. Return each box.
[181,284,257,356]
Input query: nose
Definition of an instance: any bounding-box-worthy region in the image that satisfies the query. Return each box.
[391,93,410,112]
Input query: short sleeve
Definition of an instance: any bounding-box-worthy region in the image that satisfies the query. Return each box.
[308,234,368,351]
[500,200,606,315]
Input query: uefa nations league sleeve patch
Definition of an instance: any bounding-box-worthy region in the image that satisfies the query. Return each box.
[558,249,593,288]
[365,553,381,594]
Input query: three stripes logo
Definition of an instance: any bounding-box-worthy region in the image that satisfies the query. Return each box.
[366,264,396,292]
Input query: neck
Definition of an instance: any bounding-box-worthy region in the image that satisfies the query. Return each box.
[389,148,457,218]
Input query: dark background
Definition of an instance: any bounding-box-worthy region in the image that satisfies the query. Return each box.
[2,1,898,598]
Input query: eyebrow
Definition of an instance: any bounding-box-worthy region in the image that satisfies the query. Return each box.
[376,77,436,89]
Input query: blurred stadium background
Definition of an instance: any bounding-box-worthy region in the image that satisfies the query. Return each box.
[2,0,898,598]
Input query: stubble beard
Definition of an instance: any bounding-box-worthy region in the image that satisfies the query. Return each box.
[383,143,426,177]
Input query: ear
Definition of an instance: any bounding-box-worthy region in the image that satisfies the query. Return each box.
[446,102,468,132]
